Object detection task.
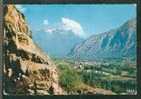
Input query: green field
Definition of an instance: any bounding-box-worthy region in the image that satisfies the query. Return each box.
[53,58,137,95]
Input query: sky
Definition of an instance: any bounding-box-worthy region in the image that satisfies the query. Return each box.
[16,4,136,38]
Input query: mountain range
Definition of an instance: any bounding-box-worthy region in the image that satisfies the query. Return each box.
[68,18,136,60]
[33,28,84,58]
[32,15,136,60]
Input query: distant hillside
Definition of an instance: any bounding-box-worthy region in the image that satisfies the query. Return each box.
[68,19,136,60]
[33,29,84,58]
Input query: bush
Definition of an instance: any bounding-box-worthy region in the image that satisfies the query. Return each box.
[57,63,82,91]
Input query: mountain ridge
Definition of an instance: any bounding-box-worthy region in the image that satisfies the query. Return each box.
[68,18,136,60]
[33,28,84,58]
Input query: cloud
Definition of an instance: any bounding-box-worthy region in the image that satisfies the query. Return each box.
[61,17,86,38]
[43,19,49,25]
[15,5,26,13]
[43,19,54,34]
[44,28,55,34]
[133,4,137,7]
[41,17,86,38]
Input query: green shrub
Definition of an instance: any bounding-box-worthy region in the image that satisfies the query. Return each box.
[57,63,82,91]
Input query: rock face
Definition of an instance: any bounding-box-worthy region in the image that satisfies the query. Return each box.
[68,19,136,60]
[3,5,63,95]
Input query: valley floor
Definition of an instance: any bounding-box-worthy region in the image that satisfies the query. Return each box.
[53,58,137,95]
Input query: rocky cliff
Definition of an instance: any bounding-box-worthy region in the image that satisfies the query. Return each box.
[3,5,63,95]
[68,18,136,60]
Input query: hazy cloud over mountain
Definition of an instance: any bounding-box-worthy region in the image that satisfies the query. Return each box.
[61,17,86,38]
[41,17,86,38]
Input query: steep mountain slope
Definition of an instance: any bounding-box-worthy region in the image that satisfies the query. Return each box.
[68,19,136,60]
[3,5,63,95]
[33,29,84,58]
